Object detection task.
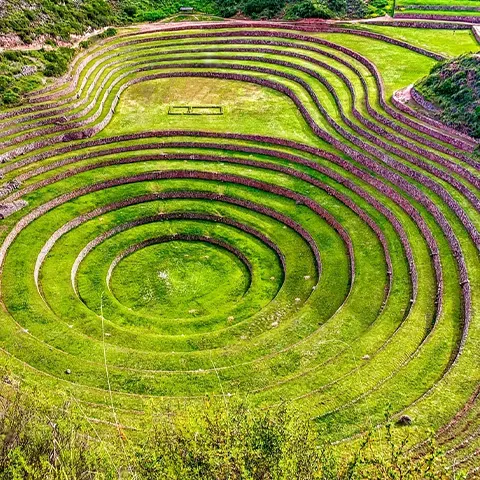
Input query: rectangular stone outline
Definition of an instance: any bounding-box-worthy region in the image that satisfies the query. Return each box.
[168,105,224,115]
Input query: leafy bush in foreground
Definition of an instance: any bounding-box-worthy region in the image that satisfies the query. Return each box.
[0,0,117,43]
[0,373,461,479]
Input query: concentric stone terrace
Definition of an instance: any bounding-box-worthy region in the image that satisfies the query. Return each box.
[0,21,479,473]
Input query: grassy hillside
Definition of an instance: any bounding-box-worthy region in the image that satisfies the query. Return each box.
[0,0,118,43]
[0,0,387,107]
[416,54,480,139]
[0,29,117,108]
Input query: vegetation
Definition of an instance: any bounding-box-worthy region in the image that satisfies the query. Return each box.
[0,0,117,43]
[283,0,371,20]
[416,54,480,139]
[0,28,118,108]
[0,48,75,107]
[0,378,456,479]
[122,0,374,22]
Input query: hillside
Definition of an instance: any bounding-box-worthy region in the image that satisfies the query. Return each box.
[415,54,480,139]
[0,0,383,44]
[0,0,385,107]
[0,0,118,43]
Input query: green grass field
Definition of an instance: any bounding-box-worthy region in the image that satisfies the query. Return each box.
[0,21,479,477]
[352,25,479,57]
[395,0,480,20]
[396,0,480,6]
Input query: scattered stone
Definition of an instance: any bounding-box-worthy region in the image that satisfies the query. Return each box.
[0,180,21,197]
[3,375,20,388]
[295,297,301,302]
[62,130,89,142]
[158,271,168,280]
[3,375,13,385]
[54,115,68,125]
[304,275,311,280]
[0,200,28,219]
[271,321,279,327]
[397,415,412,426]
[362,354,370,361]
[14,65,37,79]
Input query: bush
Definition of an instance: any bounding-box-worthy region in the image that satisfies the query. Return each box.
[0,0,118,43]
[42,47,75,77]
[101,27,117,37]
[242,0,285,17]
[141,11,166,22]
[2,90,20,105]
[0,378,457,479]
[124,5,138,17]
[416,54,480,139]
[285,0,334,20]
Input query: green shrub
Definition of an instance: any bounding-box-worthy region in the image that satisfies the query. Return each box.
[0,381,458,479]
[101,27,117,37]
[2,89,20,105]
[42,47,75,77]
[242,0,285,18]
[0,75,10,93]
[416,54,480,139]
[285,0,334,20]
[124,5,138,17]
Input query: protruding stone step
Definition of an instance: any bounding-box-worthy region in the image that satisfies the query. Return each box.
[0,180,21,198]
[0,200,28,219]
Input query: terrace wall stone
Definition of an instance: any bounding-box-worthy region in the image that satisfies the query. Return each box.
[395,12,480,24]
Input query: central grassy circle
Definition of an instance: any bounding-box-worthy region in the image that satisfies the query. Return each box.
[109,240,250,319]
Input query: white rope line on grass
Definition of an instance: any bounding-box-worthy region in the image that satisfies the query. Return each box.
[100,292,137,478]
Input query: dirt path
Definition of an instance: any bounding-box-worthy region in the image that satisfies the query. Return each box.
[348,14,393,23]
[0,26,111,52]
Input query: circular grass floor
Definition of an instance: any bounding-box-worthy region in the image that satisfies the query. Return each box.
[109,240,251,320]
